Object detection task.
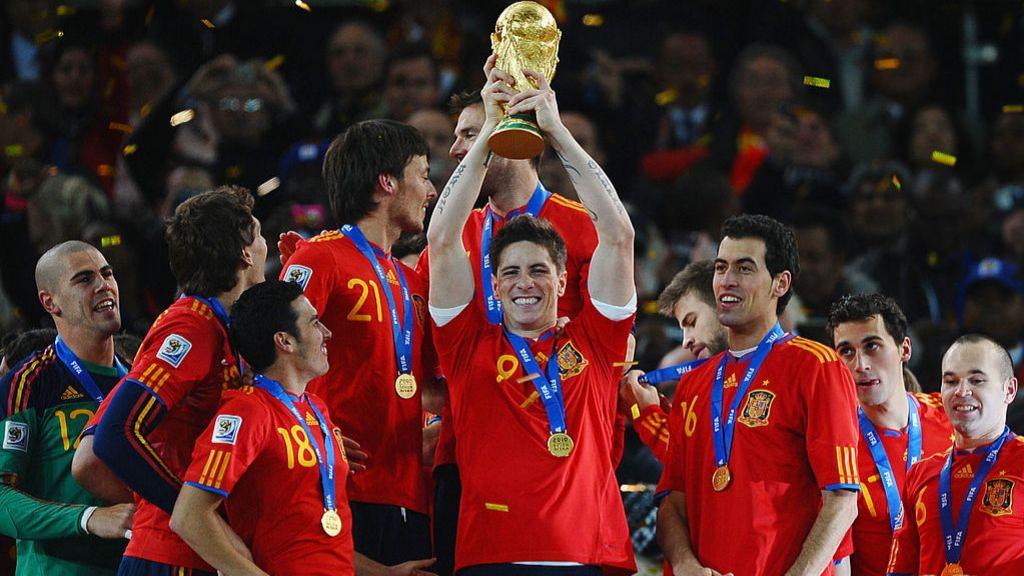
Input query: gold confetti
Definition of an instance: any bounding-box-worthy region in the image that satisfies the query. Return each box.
[874,58,900,70]
[613,361,639,367]
[295,0,312,12]
[803,76,831,89]
[520,390,540,408]
[1003,104,1024,113]
[257,177,281,197]
[201,19,215,29]
[4,144,24,158]
[35,29,61,45]
[96,164,114,177]
[169,109,195,126]
[140,103,152,118]
[655,89,678,107]
[484,502,509,512]
[56,5,77,16]
[931,150,957,167]
[582,14,604,26]
[123,144,138,155]
[517,373,540,384]
[101,235,122,248]
[265,54,286,71]
[630,403,641,420]
[620,483,648,493]
[226,165,243,179]
[891,174,901,191]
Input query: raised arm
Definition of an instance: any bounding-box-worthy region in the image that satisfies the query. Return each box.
[505,71,634,306]
[426,54,513,310]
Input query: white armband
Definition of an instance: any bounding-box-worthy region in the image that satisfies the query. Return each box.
[591,292,637,321]
[429,303,469,327]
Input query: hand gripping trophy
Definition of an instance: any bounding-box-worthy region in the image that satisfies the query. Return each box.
[487,1,562,160]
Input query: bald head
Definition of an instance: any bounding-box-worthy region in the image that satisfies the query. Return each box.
[944,334,1014,381]
[35,240,97,293]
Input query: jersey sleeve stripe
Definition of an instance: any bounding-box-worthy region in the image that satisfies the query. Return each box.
[836,446,847,484]
[547,195,590,214]
[9,348,55,414]
[798,338,838,361]
[213,453,231,489]
[201,451,225,486]
[788,340,827,363]
[198,450,219,485]
[127,392,181,487]
[185,481,228,499]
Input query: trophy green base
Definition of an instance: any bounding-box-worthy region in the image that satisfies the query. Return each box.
[488,113,545,160]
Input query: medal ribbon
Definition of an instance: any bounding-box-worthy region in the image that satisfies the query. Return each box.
[858,392,923,532]
[939,426,1012,566]
[480,181,551,325]
[504,329,566,435]
[53,336,128,403]
[639,358,708,385]
[710,323,784,469]
[255,375,337,511]
[342,224,414,376]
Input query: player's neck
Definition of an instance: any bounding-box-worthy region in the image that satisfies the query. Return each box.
[262,364,308,397]
[861,387,910,431]
[955,425,1007,452]
[355,214,400,254]
[489,170,538,215]
[727,314,780,351]
[57,325,115,367]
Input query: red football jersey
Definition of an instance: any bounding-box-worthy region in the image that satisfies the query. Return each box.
[100,297,239,569]
[850,392,952,576]
[184,386,354,576]
[281,230,431,513]
[887,434,1024,575]
[433,299,636,574]
[634,404,671,463]
[657,335,860,576]
[419,193,599,468]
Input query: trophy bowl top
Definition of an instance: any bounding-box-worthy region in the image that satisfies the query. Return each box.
[495,1,560,43]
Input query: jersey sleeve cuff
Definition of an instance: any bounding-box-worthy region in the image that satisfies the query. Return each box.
[185,481,228,499]
[823,483,861,492]
[126,378,167,408]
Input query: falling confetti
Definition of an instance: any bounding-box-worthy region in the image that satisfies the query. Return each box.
[169,109,195,126]
[891,174,901,192]
[803,76,831,89]
[295,0,312,12]
[874,58,900,70]
[265,54,286,71]
[201,19,215,29]
[257,177,281,197]
[101,235,122,248]
[1003,104,1023,113]
[123,144,138,155]
[582,14,604,26]
[931,150,957,167]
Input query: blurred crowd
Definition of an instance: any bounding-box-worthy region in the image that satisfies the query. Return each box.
[3,0,1024,483]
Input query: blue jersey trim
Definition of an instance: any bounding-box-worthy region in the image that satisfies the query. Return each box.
[186,481,228,499]
[824,482,861,492]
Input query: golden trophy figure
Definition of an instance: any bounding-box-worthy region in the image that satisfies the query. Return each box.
[487,1,561,160]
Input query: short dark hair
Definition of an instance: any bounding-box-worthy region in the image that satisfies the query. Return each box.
[229,280,304,373]
[720,214,800,314]
[946,333,1015,382]
[657,260,716,316]
[166,186,256,297]
[490,215,567,274]
[826,293,909,347]
[1,328,58,370]
[323,119,429,225]
[447,89,481,115]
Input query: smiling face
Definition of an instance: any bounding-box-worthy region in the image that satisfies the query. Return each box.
[46,247,121,337]
[941,340,1017,445]
[289,295,332,378]
[391,155,436,233]
[713,236,787,335]
[833,315,911,409]
[673,290,729,359]
[494,240,566,333]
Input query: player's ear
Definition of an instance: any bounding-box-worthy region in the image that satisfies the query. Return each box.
[557,270,567,297]
[772,270,792,299]
[273,331,294,354]
[38,290,60,316]
[377,173,397,197]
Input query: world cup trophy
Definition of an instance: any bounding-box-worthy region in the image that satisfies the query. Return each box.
[487,1,561,160]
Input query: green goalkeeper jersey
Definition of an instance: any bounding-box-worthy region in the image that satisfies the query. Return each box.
[0,345,128,575]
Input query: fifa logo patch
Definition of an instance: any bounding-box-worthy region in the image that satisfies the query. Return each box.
[212,415,242,445]
[557,341,588,380]
[284,265,313,290]
[156,334,192,368]
[980,477,1014,517]
[3,421,28,452]
[738,389,776,427]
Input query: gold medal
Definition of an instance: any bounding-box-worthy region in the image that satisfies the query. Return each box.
[940,564,964,576]
[711,465,731,492]
[395,373,417,399]
[321,509,342,537]
[547,432,574,457]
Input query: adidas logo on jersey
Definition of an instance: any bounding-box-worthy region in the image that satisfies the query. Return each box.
[385,269,400,286]
[60,386,84,401]
[955,463,975,479]
[724,373,738,389]
[305,412,319,426]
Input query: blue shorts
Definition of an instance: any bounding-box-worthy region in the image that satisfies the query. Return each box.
[118,556,216,576]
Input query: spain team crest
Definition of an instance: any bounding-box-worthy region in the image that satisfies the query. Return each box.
[738,389,776,427]
[980,477,1014,517]
[557,341,588,380]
